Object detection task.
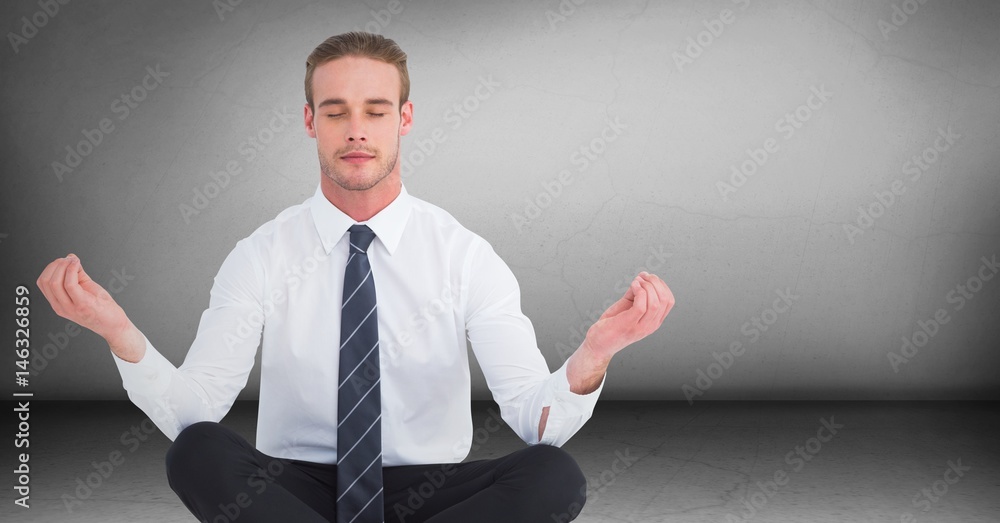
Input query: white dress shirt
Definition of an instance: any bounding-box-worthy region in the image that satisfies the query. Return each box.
[111,181,605,466]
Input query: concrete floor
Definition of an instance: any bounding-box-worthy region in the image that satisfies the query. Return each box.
[1,401,998,522]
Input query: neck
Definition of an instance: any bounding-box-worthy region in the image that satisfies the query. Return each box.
[321,173,401,222]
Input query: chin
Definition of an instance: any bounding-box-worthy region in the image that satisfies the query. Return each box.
[340,175,381,192]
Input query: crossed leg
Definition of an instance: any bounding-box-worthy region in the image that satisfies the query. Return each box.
[165,421,588,522]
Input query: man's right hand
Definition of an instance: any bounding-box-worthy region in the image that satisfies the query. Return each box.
[36,254,146,362]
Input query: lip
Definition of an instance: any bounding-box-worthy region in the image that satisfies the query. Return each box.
[340,152,375,164]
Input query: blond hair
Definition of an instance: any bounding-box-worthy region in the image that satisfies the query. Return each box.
[304,32,409,111]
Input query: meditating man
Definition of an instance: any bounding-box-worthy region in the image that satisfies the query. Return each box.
[35,31,675,523]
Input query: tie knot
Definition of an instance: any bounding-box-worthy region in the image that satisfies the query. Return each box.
[348,224,376,254]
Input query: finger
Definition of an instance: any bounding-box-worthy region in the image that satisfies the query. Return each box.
[46,256,75,315]
[625,277,637,300]
[643,272,674,323]
[626,278,647,321]
[600,295,630,321]
[636,273,658,310]
[635,276,659,330]
[605,279,636,317]
[63,255,86,307]
[658,282,675,323]
[640,272,674,324]
[604,280,643,333]
[36,258,59,307]
[75,258,95,288]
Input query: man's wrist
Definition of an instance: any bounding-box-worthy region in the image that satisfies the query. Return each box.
[579,338,613,369]
[106,321,146,363]
[566,339,611,395]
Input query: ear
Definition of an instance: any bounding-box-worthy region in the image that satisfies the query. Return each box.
[304,102,317,139]
[398,100,413,137]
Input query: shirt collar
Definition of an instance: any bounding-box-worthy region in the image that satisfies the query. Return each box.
[310,180,413,256]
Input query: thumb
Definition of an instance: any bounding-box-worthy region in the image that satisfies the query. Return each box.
[623,278,637,300]
[598,277,640,321]
[598,276,635,319]
[67,254,98,291]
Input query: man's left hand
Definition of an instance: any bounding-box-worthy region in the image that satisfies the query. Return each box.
[582,271,675,363]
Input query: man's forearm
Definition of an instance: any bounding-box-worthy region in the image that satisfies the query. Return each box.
[538,340,611,441]
[566,339,611,395]
[106,320,147,363]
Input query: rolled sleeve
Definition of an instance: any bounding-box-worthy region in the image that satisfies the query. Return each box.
[109,238,265,441]
[538,357,605,446]
[464,237,603,448]
[111,334,173,397]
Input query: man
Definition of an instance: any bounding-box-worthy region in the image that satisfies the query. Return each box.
[36,32,675,522]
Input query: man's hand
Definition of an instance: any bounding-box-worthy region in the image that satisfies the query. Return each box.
[542,272,674,439]
[582,271,675,362]
[36,254,144,362]
[562,271,674,397]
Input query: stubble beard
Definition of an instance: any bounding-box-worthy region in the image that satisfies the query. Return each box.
[318,136,400,192]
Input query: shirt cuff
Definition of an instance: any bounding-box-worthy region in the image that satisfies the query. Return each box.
[536,358,606,446]
[549,357,605,416]
[110,334,174,397]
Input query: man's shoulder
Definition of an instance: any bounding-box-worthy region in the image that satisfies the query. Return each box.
[240,193,314,244]
[407,191,489,248]
[221,193,315,265]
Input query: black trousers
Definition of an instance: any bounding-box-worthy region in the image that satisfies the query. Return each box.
[165,421,588,522]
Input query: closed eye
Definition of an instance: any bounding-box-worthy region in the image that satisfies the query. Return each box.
[326,113,384,118]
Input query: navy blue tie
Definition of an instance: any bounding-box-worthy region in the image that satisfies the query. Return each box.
[336,224,383,523]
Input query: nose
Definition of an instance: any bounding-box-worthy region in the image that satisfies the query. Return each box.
[346,114,367,143]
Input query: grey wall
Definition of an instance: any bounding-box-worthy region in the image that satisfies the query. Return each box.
[2,0,998,401]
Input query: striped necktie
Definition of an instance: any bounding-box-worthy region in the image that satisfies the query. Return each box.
[336,224,383,523]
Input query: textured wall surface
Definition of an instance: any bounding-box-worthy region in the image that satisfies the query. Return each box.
[2,0,998,400]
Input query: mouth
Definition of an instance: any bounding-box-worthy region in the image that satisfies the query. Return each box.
[340,151,375,164]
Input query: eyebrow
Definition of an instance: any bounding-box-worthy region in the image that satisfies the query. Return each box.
[317,97,395,108]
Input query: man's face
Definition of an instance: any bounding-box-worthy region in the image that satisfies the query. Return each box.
[304,56,413,191]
